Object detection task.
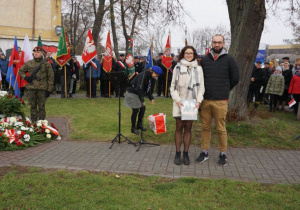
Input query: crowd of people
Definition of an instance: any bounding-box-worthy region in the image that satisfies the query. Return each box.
[1,33,300,167]
[248,56,300,116]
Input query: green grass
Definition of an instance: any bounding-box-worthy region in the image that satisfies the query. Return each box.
[23,97,300,149]
[1,166,300,209]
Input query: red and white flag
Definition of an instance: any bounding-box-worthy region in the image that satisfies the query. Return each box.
[82,29,97,66]
[103,30,113,72]
[289,98,296,107]
[162,35,172,70]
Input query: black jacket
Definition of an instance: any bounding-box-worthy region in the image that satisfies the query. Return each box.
[200,50,239,100]
[263,67,273,85]
[127,71,154,102]
[250,67,265,89]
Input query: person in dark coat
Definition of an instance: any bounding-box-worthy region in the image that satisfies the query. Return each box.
[0,52,9,90]
[165,53,177,98]
[100,61,110,98]
[60,59,74,98]
[134,56,144,74]
[197,34,239,167]
[156,53,167,96]
[277,62,293,110]
[247,61,266,108]
[124,66,162,135]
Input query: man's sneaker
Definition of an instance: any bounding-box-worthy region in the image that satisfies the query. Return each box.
[196,151,209,163]
[218,153,227,166]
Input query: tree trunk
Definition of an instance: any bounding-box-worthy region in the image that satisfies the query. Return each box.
[110,0,119,58]
[226,0,266,121]
[92,0,106,48]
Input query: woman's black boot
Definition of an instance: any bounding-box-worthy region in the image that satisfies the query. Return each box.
[131,127,140,135]
[174,151,181,165]
[183,152,190,165]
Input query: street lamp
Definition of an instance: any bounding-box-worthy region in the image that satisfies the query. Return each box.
[55,26,62,36]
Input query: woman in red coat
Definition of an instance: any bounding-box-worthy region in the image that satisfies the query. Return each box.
[288,66,300,116]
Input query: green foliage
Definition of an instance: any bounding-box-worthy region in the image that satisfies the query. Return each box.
[0,167,300,209]
[0,93,25,119]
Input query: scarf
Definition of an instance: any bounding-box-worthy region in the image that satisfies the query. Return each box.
[174,59,200,99]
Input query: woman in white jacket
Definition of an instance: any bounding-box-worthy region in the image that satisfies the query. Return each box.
[170,46,205,165]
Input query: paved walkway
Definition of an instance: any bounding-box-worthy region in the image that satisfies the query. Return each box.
[1,117,300,184]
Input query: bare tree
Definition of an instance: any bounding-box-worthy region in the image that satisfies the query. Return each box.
[62,0,93,54]
[188,25,231,54]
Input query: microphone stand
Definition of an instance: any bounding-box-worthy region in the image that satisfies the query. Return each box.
[136,60,160,152]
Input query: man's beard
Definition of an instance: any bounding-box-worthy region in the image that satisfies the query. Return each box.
[212,47,223,54]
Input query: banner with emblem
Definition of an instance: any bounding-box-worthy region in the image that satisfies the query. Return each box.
[124,39,135,80]
[162,35,172,70]
[82,29,97,65]
[103,30,112,72]
[56,27,71,67]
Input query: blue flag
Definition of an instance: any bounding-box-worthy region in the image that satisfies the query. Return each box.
[6,36,21,98]
[146,46,153,68]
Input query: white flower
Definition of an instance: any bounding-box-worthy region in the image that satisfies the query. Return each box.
[17,130,22,135]
[46,134,51,139]
[0,91,7,97]
[10,117,17,123]
[36,122,42,127]
[42,120,48,126]
[29,128,34,132]
[15,122,23,127]
[21,126,26,130]
[24,134,30,142]
[2,122,9,127]
[45,129,50,134]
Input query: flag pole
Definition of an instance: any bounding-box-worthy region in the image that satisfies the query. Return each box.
[13,68,19,89]
[64,66,67,98]
[9,74,12,90]
[165,32,171,97]
[109,81,111,97]
[89,66,92,98]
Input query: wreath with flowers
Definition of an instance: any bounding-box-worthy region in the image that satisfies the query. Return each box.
[0,91,61,151]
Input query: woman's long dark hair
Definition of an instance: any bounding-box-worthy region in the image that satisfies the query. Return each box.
[177,45,198,62]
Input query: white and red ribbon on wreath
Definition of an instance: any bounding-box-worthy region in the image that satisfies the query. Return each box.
[4,129,23,146]
[42,124,61,140]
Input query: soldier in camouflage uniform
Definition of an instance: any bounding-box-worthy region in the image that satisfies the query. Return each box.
[19,46,54,122]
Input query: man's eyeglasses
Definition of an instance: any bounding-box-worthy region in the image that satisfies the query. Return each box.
[212,41,223,45]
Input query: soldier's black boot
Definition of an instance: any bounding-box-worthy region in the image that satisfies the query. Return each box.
[183,152,190,165]
[131,127,140,135]
[137,122,147,131]
[174,151,181,165]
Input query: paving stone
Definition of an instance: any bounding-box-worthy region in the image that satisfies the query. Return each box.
[1,117,300,184]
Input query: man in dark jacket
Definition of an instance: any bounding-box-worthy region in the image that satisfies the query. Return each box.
[156,53,167,96]
[196,34,239,166]
[0,52,9,90]
[247,61,266,108]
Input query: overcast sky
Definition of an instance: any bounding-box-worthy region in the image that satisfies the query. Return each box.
[170,0,295,48]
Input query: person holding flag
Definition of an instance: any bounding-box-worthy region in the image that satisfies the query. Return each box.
[82,29,100,98]
[83,57,101,98]
[19,46,54,122]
